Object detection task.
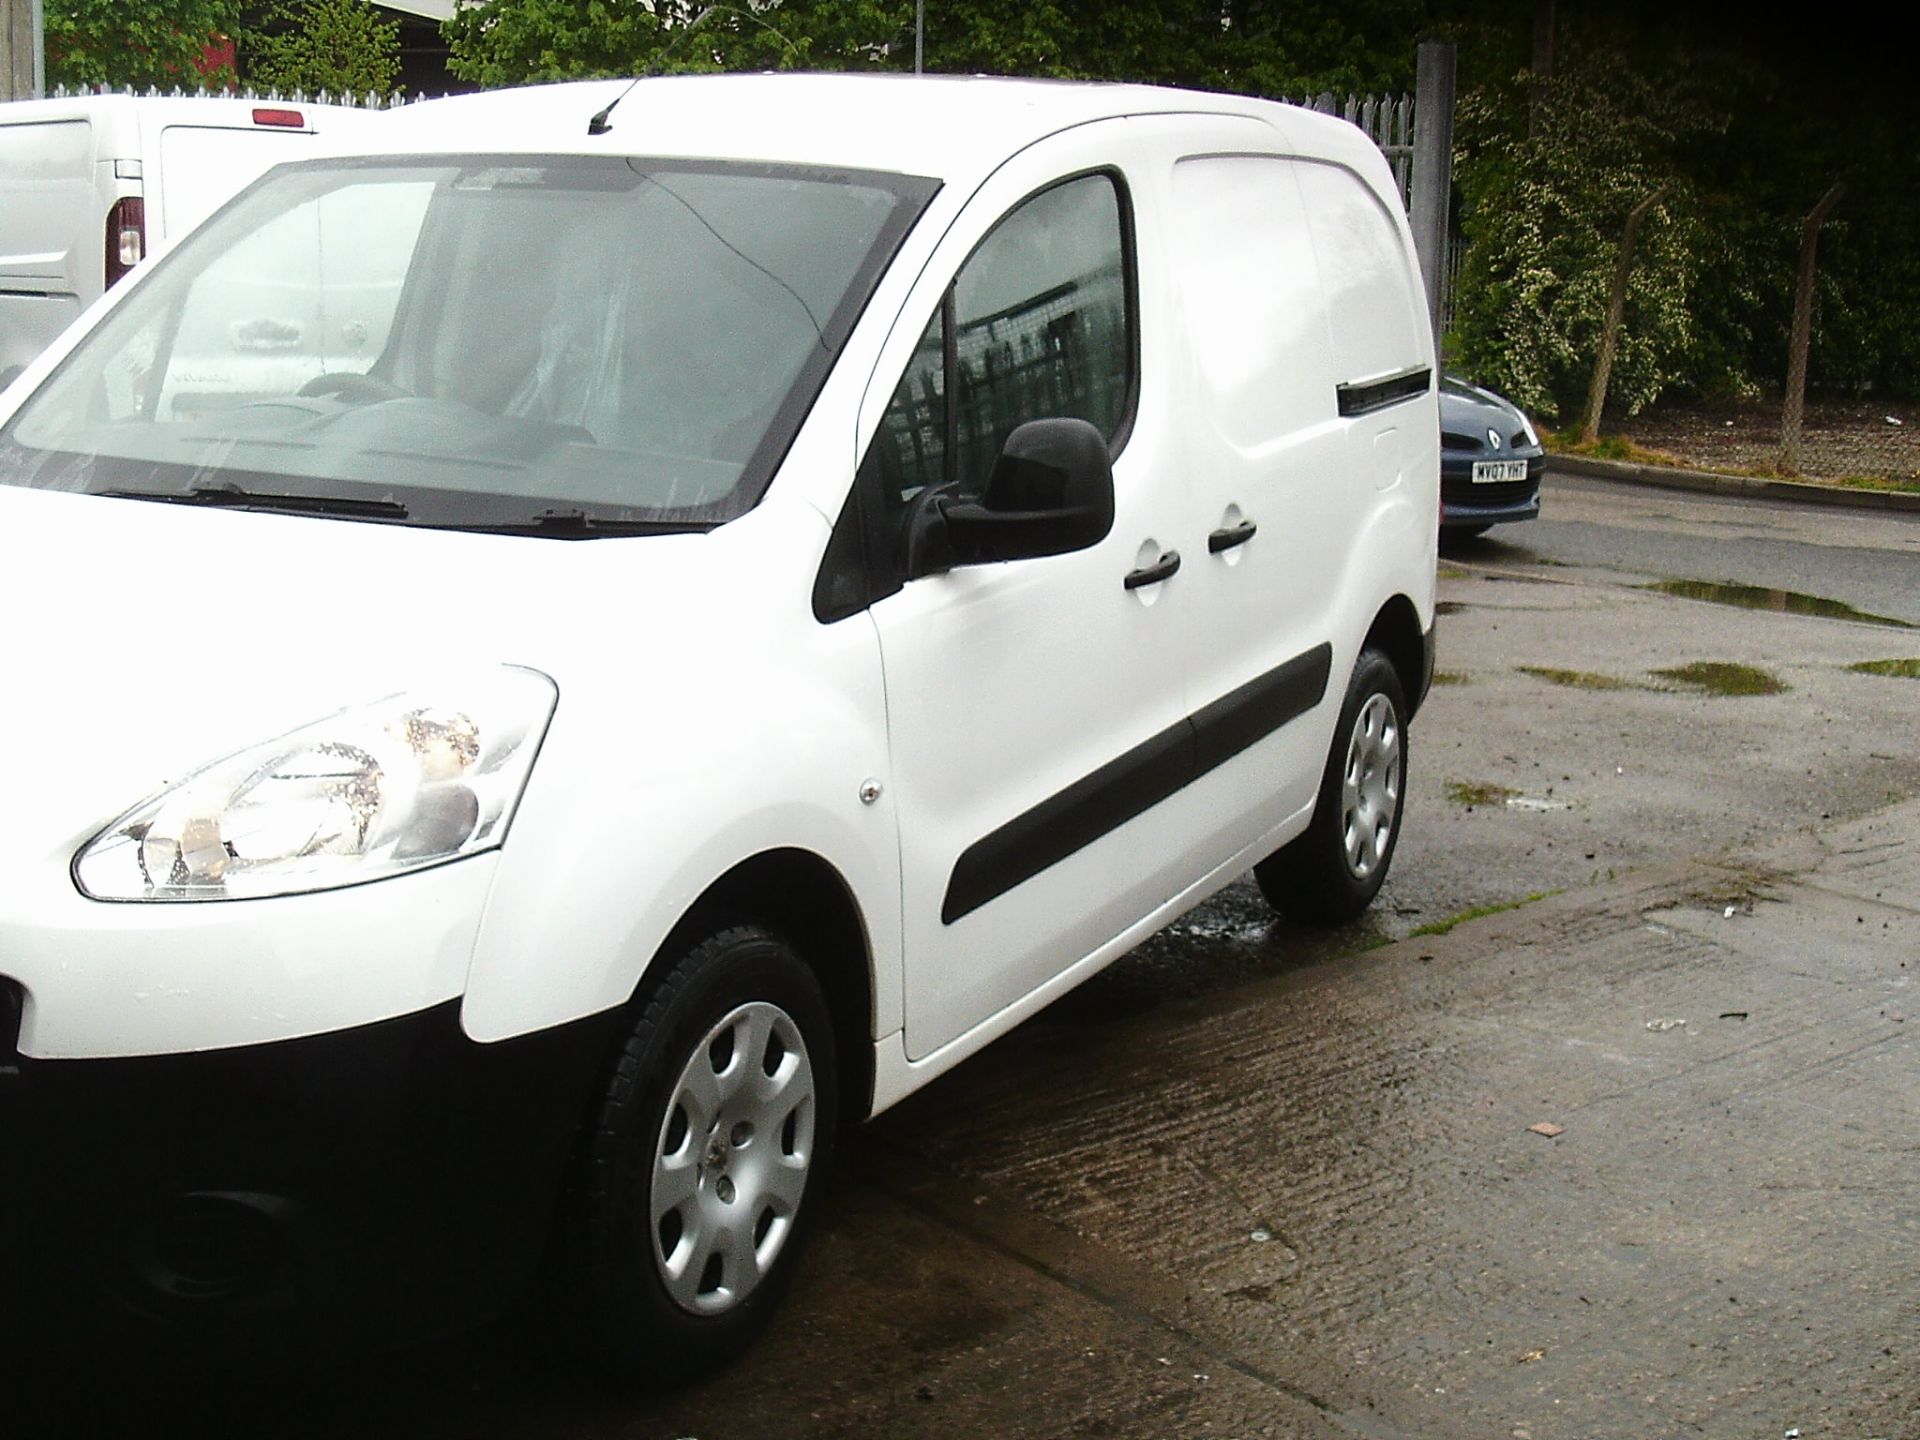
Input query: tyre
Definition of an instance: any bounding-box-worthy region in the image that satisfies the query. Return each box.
[562,925,837,1385]
[1255,647,1408,923]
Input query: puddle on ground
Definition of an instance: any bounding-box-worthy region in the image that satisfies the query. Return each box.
[1518,665,1648,691]
[1029,880,1400,1027]
[1649,660,1788,696]
[1851,658,1920,679]
[1645,579,1914,628]
[1512,657,1796,698]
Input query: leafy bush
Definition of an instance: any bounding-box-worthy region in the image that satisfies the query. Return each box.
[45,0,240,91]
[1450,46,1720,424]
[243,0,400,97]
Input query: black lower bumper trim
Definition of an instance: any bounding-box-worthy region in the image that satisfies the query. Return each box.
[0,998,620,1360]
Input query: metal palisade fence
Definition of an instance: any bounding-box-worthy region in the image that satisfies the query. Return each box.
[1295,90,1416,208]
[45,82,426,108]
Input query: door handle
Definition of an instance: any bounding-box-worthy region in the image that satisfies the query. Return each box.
[1123,549,1182,590]
[1208,519,1258,554]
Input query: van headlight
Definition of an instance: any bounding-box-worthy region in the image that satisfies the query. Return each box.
[74,667,557,902]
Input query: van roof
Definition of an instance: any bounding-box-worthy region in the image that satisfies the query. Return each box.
[356,73,1379,189]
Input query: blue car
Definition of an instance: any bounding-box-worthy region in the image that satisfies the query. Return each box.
[1440,375,1543,535]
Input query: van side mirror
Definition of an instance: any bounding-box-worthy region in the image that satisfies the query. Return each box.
[902,418,1115,579]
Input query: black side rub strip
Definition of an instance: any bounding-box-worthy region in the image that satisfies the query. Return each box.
[1336,365,1432,418]
[943,642,1333,924]
[1190,643,1333,775]
[943,725,1193,925]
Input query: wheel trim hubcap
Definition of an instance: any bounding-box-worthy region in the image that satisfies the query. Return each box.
[651,999,816,1316]
[1340,692,1401,880]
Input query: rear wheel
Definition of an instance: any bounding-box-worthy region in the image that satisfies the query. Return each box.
[1256,647,1408,923]
[562,925,837,1385]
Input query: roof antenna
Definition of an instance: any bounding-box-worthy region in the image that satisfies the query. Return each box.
[588,4,804,136]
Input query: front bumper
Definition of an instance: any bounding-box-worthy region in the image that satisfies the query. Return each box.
[1440,456,1543,529]
[0,995,619,1360]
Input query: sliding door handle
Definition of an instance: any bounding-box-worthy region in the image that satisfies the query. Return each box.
[1123,549,1182,590]
[1208,519,1258,554]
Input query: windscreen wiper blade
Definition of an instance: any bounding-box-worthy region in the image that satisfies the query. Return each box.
[102,481,410,521]
[461,506,713,538]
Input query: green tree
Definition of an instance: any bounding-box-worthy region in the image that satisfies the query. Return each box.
[442,0,679,86]
[442,0,1459,93]
[442,1,1290,92]
[243,0,401,96]
[46,0,241,90]
[1449,43,1718,424]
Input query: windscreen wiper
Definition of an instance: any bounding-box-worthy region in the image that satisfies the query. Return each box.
[101,480,410,521]
[462,506,714,538]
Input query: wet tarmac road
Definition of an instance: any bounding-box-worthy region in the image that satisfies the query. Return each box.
[1492,470,1920,625]
[26,478,1920,1438]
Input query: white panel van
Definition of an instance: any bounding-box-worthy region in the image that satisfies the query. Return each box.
[0,94,376,389]
[0,75,1438,1379]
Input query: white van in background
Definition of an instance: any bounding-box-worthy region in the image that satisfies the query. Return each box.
[0,94,376,388]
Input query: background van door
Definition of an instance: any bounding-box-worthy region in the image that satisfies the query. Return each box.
[0,119,97,383]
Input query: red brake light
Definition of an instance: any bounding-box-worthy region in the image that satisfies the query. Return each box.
[104,196,146,289]
[252,108,306,129]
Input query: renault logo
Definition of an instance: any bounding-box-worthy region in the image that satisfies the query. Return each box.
[1486,427,1502,449]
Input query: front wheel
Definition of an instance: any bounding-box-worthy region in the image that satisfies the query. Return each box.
[561,925,837,1385]
[1255,647,1408,923]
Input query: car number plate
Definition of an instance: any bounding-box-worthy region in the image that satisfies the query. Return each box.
[1472,459,1528,483]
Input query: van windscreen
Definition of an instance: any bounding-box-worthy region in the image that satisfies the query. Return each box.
[1,155,935,534]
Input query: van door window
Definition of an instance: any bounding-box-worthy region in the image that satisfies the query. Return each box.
[863,171,1133,526]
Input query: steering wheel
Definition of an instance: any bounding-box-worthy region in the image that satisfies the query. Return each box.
[296,372,409,404]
